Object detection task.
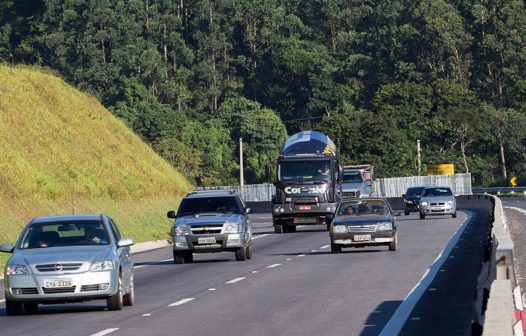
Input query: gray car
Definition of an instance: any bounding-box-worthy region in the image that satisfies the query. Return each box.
[167,190,252,264]
[418,186,457,219]
[0,214,135,315]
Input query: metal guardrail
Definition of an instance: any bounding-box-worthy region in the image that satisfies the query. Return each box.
[473,187,526,194]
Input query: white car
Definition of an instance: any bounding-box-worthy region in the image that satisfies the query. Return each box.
[1,214,135,315]
[418,186,457,219]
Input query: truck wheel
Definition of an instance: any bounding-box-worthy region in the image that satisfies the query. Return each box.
[5,298,24,316]
[419,213,425,220]
[173,250,186,264]
[285,225,296,233]
[235,247,247,261]
[330,243,341,254]
[389,235,398,252]
[452,212,457,218]
[274,224,283,234]
[404,210,409,216]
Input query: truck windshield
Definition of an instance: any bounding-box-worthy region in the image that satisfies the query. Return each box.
[279,160,332,181]
[343,171,363,183]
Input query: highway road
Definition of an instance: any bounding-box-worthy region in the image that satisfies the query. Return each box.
[502,197,526,291]
[0,210,490,336]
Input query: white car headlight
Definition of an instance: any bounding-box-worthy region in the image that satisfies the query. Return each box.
[376,222,392,231]
[90,260,115,272]
[173,226,191,236]
[222,223,240,234]
[6,265,30,275]
[420,201,428,206]
[447,200,454,205]
[332,225,348,233]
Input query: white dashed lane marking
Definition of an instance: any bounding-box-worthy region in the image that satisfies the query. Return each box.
[297,254,306,258]
[226,277,246,284]
[169,298,195,307]
[90,328,119,336]
[320,245,330,249]
[252,234,269,240]
[266,263,282,269]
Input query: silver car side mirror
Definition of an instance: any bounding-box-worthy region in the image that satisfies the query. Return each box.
[117,238,134,248]
[0,243,14,253]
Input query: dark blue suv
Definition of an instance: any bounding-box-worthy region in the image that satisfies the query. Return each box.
[402,186,426,215]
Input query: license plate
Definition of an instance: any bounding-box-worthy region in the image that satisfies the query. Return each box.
[44,279,72,288]
[198,237,216,244]
[353,234,371,241]
[299,205,312,210]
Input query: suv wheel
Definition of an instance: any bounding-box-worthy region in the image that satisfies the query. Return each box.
[284,225,296,233]
[246,245,252,260]
[173,250,186,264]
[5,298,24,316]
[452,212,457,218]
[389,235,398,252]
[235,247,247,261]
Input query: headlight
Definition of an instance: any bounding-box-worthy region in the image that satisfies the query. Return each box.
[447,200,454,205]
[377,222,393,231]
[222,223,240,234]
[420,201,428,206]
[332,225,348,233]
[90,260,115,272]
[173,226,190,236]
[6,265,30,275]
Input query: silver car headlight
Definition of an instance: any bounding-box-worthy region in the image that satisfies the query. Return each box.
[173,226,191,236]
[446,200,454,205]
[222,223,240,234]
[420,201,428,206]
[376,222,392,231]
[332,225,348,233]
[90,260,115,272]
[6,265,30,275]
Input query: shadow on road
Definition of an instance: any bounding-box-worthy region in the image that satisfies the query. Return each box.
[359,300,402,336]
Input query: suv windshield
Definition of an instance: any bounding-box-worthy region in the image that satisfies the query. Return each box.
[343,171,363,183]
[422,188,453,197]
[279,160,332,181]
[20,220,110,249]
[178,196,242,216]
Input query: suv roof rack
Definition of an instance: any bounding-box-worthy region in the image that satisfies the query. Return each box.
[185,189,237,197]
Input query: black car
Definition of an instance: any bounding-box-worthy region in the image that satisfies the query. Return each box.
[402,186,426,215]
[329,198,398,253]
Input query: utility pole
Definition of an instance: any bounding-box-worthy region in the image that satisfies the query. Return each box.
[239,138,244,187]
[417,139,421,176]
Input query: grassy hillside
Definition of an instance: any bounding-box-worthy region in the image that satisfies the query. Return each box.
[0,65,193,267]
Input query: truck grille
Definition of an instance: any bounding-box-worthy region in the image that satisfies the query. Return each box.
[342,191,357,198]
[293,197,318,204]
[36,263,83,272]
[42,286,76,294]
[190,224,223,234]
[348,225,377,232]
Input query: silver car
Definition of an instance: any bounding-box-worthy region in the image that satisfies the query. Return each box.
[1,214,135,315]
[418,186,457,219]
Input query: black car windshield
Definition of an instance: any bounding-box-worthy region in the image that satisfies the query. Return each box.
[178,196,242,216]
[343,171,363,183]
[406,187,425,196]
[337,200,390,217]
[279,160,332,181]
[19,220,110,249]
[422,188,453,197]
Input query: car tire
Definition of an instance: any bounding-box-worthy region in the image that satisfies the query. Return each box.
[246,245,252,260]
[173,250,186,264]
[23,303,38,314]
[284,225,296,233]
[330,243,341,254]
[419,213,425,220]
[404,210,409,216]
[452,212,457,218]
[5,298,24,316]
[107,274,124,311]
[389,235,398,252]
[123,275,135,307]
[274,224,283,234]
[183,252,193,263]
[235,247,247,261]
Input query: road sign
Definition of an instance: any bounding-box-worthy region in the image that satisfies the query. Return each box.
[427,164,455,176]
[511,176,517,187]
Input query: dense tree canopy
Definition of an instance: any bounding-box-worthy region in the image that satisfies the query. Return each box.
[1,0,525,186]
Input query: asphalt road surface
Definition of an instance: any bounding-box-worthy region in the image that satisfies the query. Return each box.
[502,197,526,291]
[0,210,489,336]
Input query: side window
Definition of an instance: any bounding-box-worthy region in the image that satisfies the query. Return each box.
[108,218,122,242]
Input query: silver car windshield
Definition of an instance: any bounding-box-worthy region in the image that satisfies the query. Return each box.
[19,220,110,249]
[343,171,363,183]
[337,200,390,217]
[422,188,452,197]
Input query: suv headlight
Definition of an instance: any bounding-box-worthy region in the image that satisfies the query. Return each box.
[222,223,240,234]
[332,225,348,233]
[173,226,191,236]
[90,260,115,272]
[377,222,392,231]
[420,201,428,206]
[6,265,30,275]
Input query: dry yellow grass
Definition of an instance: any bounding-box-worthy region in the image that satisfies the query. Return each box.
[0,65,193,267]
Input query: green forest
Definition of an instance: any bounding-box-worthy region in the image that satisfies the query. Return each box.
[1,0,525,186]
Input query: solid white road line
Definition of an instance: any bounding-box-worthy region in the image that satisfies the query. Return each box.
[297,254,306,257]
[134,258,172,269]
[90,329,119,336]
[226,277,246,284]
[378,211,473,336]
[0,299,5,303]
[252,234,270,240]
[320,245,330,249]
[266,263,282,268]
[169,298,195,307]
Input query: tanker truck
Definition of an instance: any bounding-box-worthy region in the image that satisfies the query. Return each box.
[272,131,341,233]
